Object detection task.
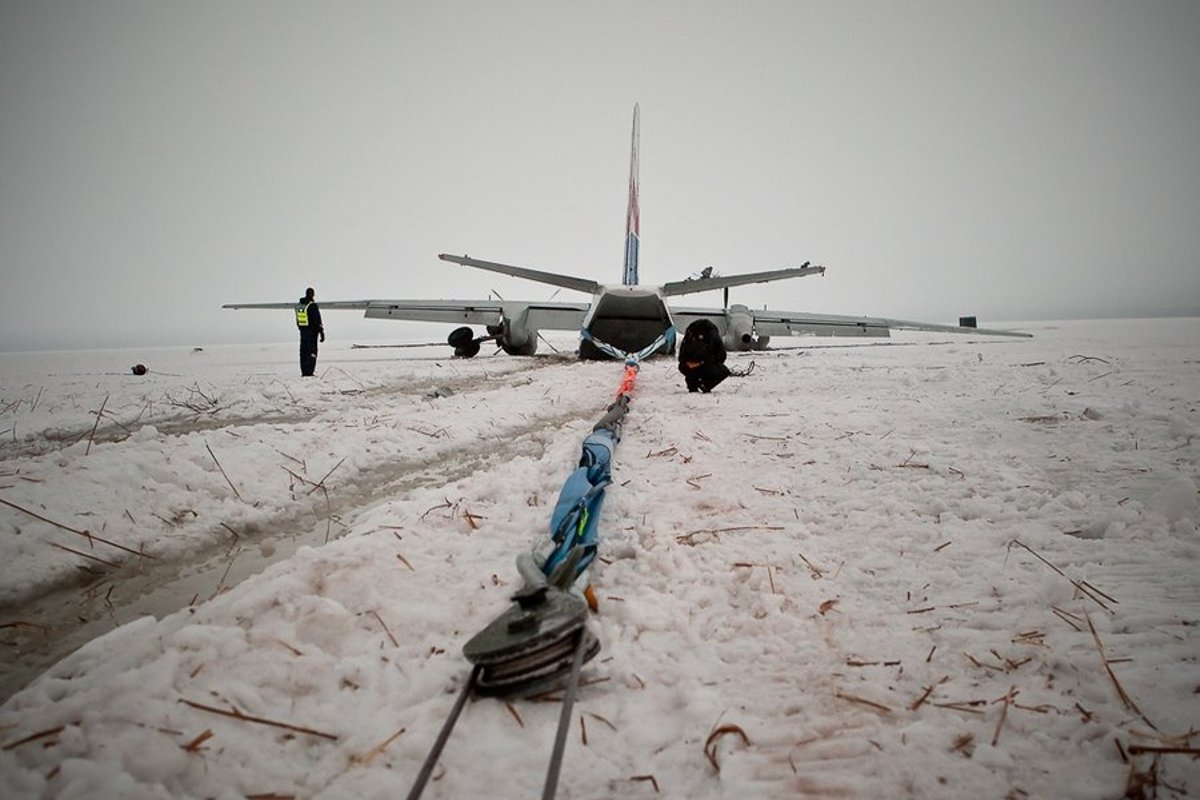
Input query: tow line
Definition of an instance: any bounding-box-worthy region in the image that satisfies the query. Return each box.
[405,337,664,800]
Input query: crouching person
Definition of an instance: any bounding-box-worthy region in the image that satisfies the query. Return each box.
[678,318,731,393]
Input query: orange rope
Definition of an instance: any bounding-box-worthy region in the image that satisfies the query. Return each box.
[616,363,639,398]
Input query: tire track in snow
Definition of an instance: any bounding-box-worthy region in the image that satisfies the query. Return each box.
[0,355,571,460]
[0,357,600,703]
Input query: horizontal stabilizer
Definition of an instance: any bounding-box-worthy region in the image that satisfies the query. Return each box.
[439,254,601,295]
[660,264,825,297]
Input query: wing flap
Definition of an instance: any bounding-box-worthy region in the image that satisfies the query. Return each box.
[521,302,591,331]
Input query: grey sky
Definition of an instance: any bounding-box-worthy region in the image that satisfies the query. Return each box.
[2,1,1198,352]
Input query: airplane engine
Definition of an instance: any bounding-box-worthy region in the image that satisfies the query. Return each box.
[496,322,537,356]
[489,319,537,356]
[724,304,769,351]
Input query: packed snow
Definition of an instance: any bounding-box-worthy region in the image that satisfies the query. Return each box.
[1,317,1198,799]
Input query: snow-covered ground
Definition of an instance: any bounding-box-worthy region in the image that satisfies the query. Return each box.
[1,318,1197,799]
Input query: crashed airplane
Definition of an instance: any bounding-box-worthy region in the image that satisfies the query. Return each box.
[225,105,1029,358]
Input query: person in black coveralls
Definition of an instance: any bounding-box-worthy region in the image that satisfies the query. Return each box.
[295,287,325,377]
[677,318,730,393]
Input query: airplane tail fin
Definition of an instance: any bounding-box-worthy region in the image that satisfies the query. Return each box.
[622,104,640,286]
[438,254,601,295]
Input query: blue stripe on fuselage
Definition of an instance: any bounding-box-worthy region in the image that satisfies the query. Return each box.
[623,232,639,286]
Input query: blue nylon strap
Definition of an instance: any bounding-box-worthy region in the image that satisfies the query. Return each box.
[537,328,673,582]
[542,427,618,577]
[579,327,675,362]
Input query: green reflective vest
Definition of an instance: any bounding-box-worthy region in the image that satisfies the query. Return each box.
[295,302,310,326]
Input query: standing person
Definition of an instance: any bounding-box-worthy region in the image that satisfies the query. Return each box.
[295,287,324,377]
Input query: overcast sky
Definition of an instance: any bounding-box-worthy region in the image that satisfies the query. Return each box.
[2,1,1198,352]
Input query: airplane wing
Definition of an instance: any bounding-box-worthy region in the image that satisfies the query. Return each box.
[222,300,375,310]
[222,299,591,331]
[670,306,1032,340]
[753,310,1030,338]
[361,299,589,331]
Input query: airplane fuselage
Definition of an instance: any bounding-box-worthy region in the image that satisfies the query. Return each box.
[578,285,674,360]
